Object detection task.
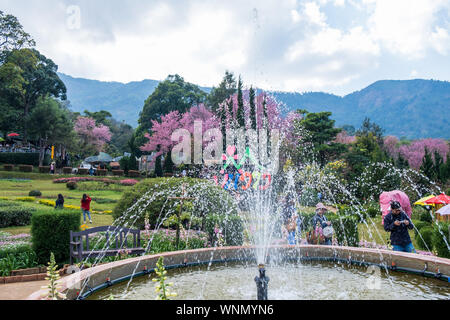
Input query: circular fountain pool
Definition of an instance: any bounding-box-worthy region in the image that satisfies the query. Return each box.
[88,260,450,300]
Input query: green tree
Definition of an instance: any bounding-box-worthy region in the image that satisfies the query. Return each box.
[155,153,163,177]
[296,111,346,166]
[163,150,174,174]
[135,74,206,148]
[0,48,66,143]
[420,148,435,181]
[0,11,35,61]
[249,86,257,130]
[207,71,237,112]
[28,96,75,166]
[236,76,245,128]
[357,118,384,146]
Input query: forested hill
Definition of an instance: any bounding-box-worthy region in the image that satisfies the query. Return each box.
[59,73,450,139]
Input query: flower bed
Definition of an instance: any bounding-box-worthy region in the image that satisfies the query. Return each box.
[53,177,138,186]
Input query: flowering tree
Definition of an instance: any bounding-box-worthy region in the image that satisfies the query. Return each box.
[335,131,357,145]
[74,116,112,156]
[397,139,449,170]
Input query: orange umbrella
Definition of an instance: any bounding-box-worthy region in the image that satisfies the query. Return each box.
[424,193,450,205]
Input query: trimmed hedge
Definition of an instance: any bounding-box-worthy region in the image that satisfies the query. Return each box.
[3,164,14,171]
[62,167,73,174]
[113,178,238,230]
[18,165,33,172]
[78,168,89,175]
[96,169,107,176]
[0,205,35,228]
[113,170,124,176]
[31,209,81,264]
[66,181,77,190]
[328,214,359,247]
[38,166,50,173]
[0,153,50,166]
[29,190,42,197]
[432,222,450,259]
[127,170,140,178]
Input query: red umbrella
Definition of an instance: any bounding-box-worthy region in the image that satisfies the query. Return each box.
[7,133,20,137]
[424,193,450,205]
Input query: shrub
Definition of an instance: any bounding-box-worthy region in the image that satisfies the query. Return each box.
[29,190,42,197]
[62,167,73,174]
[432,222,450,259]
[328,214,359,247]
[205,214,244,246]
[0,205,35,228]
[416,226,434,251]
[18,165,33,173]
[412,220,430,236]
[113,170,124,176]
[31,209,81,264]
[0,251,39,276]
[38,166,50,174]
[78,168,89,175]
[420,210,434,223]
[127,170,140,178]
[96,169,107,176]
[298,211,317,232]
[3,164,14,171]
[0,153,50,166]
[113,178,238,230]
[66,181,78,190]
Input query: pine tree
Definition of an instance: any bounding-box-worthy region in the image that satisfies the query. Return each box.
[155,145,163,177]
[420,148,436,181]
[249,86,257,131]
[433,150,444,183]
[236,76,245,128]
[163,150,174,174]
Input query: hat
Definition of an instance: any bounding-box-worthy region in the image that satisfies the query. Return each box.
[316,203,327,211]
[390,201,401,210]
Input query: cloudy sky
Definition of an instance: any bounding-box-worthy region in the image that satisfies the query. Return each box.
[1,0,450,95]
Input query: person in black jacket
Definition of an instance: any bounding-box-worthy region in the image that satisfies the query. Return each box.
[384,201,416,253]
[55,194,64,209]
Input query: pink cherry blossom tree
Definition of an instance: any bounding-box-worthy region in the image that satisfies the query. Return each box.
[397,139,449,170]
[74,117,112,155]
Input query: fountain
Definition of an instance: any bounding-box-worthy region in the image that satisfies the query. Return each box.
[26,93,450,301]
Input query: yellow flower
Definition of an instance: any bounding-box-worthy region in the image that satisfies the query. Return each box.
[80,224,89,231]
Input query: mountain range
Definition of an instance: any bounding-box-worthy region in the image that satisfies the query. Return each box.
[59,73,450,139]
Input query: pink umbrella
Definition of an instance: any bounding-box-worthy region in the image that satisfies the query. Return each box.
[436,204,450,216]
[380,190,412,225]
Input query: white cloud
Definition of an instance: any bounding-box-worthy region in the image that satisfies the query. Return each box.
[366,0,450,58]
[1,0,449,96]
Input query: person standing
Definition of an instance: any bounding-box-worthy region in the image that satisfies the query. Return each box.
[55,194,64,209]
[50,162,55,174]
[312,203,333,245]
[283,196,298,245]
[81,194,93,224]
[384,201,416,253]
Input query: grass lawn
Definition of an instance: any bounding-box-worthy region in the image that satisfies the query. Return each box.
[0,171,127,235]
